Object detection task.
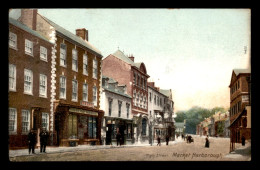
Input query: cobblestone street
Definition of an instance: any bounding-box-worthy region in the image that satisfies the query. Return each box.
[9,135,251,161]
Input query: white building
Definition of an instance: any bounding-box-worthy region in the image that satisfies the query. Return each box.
[100,76,133,145]
[148,82,175,144]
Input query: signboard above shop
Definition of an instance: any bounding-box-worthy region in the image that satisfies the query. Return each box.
[69,107,98,116]
[80,100,94,108]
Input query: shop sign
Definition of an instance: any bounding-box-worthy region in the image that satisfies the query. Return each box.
[80,100,94,108]
[69,108,98,116]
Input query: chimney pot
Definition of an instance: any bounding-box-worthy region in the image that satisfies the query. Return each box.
[20,9,38,30]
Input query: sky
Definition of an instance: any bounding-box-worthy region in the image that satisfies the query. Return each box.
[9,8,251,112]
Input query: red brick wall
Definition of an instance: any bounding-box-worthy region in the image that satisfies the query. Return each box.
[9,23,52,147]
[55,36,102,109]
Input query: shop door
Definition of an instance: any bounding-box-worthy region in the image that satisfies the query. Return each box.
[78,116,88,141]
[55,115,60,146]
[106,124,112,145]
[119,124,126,145]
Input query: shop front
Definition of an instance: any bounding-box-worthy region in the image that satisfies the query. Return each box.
[54,102,104,146]
[104,117,133,145]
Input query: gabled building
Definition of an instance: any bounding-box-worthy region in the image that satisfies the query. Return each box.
[17,9,104,146]
[229,68,251,152]
[102,50,150,143]
[100,76,132,145]
[9,17,53,149]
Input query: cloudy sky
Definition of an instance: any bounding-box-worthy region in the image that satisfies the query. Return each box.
[10,8,251,112]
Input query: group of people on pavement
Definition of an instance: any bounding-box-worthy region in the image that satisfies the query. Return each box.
[27,128,49,154]
[156,135,170,146]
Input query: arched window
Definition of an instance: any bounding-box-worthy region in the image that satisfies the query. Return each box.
[142,118,147,135]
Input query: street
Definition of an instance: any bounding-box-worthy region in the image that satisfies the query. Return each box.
[9,135,251,161]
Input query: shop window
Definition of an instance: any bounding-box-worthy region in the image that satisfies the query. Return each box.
[88,117,97,138]
[68,114,77,138]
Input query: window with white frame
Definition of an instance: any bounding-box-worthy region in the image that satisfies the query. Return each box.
[72,49,78,71]
[83,54,88,75]
[83,83,88,102]
[136,93,139,107]
[126,103,130,118]
[93,86,97,106]
[133,90,136,106]
[24,69,33,94]
[118,101,122,117]
[22,110,30,133]
[72,79,78,101]
[25,39,33,55]
[39,74,47,97]
[9,108,17,134]
[60,43,67,67]
[40,46,47,61]
[42,113,49,131]
[9,32,17,49]
[93,59,98,79]
[9,64,16,91]
[60,76,66,99]
[140,94,143,108]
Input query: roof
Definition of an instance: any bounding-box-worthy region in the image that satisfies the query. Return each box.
[233,69,251,76]
[9,17,52,43]
[112,50,135,65]
[159,89,171,97]
[40,15,102,56]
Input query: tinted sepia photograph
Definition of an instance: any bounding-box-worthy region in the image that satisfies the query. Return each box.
[8,8,251,162]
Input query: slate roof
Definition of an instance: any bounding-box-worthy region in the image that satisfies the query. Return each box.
[159,89,172,97]
[40,15,102,56]
[9,17,52,43]
[112,50,135,65]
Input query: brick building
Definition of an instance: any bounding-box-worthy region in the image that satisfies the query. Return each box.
[9,17,53,149]
[229,69,251,152]
[17,9,104,146]
[102,50,150,143]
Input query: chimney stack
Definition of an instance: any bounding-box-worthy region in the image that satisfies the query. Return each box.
[129,54,134,62]
[20,9,38,30]
[76,28,88,41]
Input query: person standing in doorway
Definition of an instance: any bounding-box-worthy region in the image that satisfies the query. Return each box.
[116,131,121,146]
[205,136,210,148]
[39,127,49,153]
[28,129,36,154]
[242,135,246,146]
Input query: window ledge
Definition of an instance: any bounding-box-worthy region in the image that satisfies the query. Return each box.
[9,46,18,51]
[72,69,78,73]
[60,97,66,100]
[71,99,78,102]
[60,64,67,68]
[39,95,47,98]
[40,58,48,62]
[9,89,16,92]
[25,52,34,57]
[24,92,33,96]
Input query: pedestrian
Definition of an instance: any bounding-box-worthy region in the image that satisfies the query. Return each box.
[116,131,121,146]
[205,136,210,148]
[39,127,49,153]
[166,135,170,145]
[241,135,246,146]
[28,129,36,154]
[157,136,161,146]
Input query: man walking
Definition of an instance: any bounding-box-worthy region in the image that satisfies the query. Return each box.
[39,127,49,153]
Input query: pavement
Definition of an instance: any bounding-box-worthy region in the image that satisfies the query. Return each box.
[9,137,184,158]
[223,141,251,161]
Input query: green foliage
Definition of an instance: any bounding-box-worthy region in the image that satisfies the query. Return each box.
[175,106,227,134]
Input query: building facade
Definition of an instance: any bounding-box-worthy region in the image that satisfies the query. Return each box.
[102,50,150,144]
[18,9,104,146]
[147,82,175,144]
[9,17,53,148]
[229,69,251,151]
[100,76,133,145]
